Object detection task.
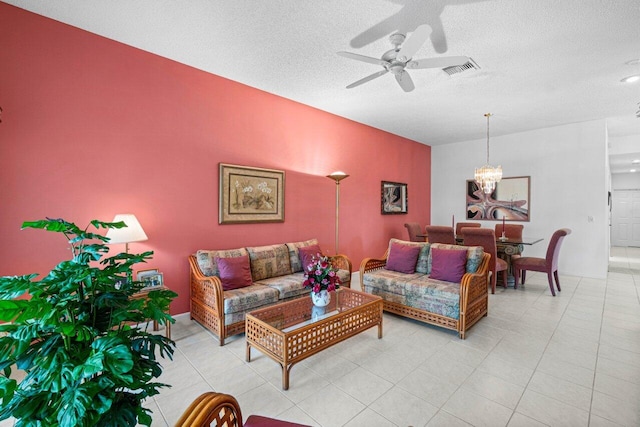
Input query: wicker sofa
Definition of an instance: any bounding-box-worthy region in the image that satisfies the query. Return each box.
[359,239,490,339]
[188,239,352,345]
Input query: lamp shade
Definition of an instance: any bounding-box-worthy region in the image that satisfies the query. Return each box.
[105,214,148,244]
[326,171,350,183]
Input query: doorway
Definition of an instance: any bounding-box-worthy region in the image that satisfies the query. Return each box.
[610,189,640,247]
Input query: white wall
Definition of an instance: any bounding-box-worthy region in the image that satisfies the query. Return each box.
[612,173,640,190]
[431,120,609,279]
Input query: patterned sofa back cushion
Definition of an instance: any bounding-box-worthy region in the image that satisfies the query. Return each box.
[428,243,484,274]
[246,244,293,281]
[285,239,320,273]
[387,238,431,274]
[196,248,249,277]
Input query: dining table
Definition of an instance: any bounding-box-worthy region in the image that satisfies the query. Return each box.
[456,235,544,285]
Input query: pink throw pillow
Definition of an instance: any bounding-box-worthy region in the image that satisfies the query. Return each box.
[215,255,253,290]
[299,244,322,271]
[430,248,467,283]
[385,242,421,274]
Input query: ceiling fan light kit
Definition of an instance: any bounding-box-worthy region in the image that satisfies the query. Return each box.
[337,24,470,92]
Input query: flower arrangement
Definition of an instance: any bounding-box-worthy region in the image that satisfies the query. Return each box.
[303,254,341,294]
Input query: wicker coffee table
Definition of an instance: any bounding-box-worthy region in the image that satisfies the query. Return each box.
[245,288,383,390]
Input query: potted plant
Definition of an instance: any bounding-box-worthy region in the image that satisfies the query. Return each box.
[0,218,177,426]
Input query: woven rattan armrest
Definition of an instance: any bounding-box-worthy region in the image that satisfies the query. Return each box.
[329,254,353,287]
[188,255,224,315]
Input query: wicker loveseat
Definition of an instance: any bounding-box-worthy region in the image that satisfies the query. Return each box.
[189,239,352,345]
[359,239,490,339]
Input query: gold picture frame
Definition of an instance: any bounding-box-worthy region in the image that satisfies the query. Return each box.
[219,163,285,224]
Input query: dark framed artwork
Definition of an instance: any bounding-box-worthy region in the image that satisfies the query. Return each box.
[466,176,530,221]
[381,181,408,214]
[219,163,285,224]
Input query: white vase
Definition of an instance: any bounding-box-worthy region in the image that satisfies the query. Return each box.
[310,289,331,307]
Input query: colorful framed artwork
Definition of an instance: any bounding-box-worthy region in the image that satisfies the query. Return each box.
[219,163,285,224]
[381,181,408,214]
[466,176,530,221]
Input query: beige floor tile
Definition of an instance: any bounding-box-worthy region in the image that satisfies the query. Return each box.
[536,354,595,389]
[588,414,625,427]
[332,366,393,406]
[155,381,214,426]
[442,388,513,427]
[273,405,320,426]
[591,390,640,426]
[476,353,534,388]
[205,363,267,397]
[297,384,365,427]
[421,351,475,386]
[236,383,295,420]
[516,389,589,426]
[596,356,640,385]
[369,386,438,427]
[462,370,525,409]
[360,348,421,383]
[527,371,592,411]
[343,408,395,427]
[489,332,548,370]
[397,368,459,407]
[426,410,473,426]
[594,372,640,404]
[507,412,548,427]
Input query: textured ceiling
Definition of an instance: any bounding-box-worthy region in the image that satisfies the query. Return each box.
[4,0,640,174]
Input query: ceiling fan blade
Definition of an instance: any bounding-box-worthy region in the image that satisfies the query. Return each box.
[396,24,432,62]
[337,51,388,66]
[395,71,415,92]
[408,56,469,69]
[346,69,389,89]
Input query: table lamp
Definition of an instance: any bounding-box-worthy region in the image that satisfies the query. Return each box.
[105,214,148,253]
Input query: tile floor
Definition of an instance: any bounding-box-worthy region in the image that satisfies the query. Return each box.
[3,247,639,426]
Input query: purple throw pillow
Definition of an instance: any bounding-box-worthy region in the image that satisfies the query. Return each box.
[299,244,322,271]
[430,247,467,282]
[385,242,421,274]
[215,255,253,291]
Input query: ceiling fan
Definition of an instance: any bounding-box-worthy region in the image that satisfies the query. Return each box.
[337,24,469,92]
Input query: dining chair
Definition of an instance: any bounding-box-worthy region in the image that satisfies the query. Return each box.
[455,222,481,236]
[404,222,426,242]
[424,225,456,244]
[494,223,524,240]
[461,227,508,294]
[513,228,571,296]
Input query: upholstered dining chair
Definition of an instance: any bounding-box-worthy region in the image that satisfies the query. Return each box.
[494,223,524,240]
[404,222,426,242]
[455,222,481,236]
[461,227,508,294]
[424,225,456,245]
[176,392,310,427]
[513,228,571,296]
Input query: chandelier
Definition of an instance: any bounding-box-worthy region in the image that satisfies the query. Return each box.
[474,113,502,194]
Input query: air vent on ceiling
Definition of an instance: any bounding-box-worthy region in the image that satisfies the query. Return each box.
[442,57,480,76]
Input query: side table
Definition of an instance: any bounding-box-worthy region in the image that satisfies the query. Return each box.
[131,286,172,339]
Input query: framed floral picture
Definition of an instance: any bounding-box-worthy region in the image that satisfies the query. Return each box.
[219,163,285,224]
[381,181,408,214]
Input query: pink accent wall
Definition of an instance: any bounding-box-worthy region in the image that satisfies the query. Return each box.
[0,3,431,314]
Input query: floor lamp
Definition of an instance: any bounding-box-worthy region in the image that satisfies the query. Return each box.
[326,171,349,254]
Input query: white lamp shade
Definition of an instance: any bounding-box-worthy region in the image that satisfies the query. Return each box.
[105,214,148,244]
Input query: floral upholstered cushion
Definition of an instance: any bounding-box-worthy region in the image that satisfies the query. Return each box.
[256,272,310,299]
[196,248,249,277]
[286,239,319,272]
[246,244,292,281]
[387,238,431,274]
[222,284,279,314]
[428,243,484,274]
[362,271,460,320]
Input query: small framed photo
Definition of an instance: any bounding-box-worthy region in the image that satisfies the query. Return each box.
[381,181,408,214]
[137,269,163,289]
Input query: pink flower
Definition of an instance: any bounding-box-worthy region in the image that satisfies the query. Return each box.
[312,284,320,293]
